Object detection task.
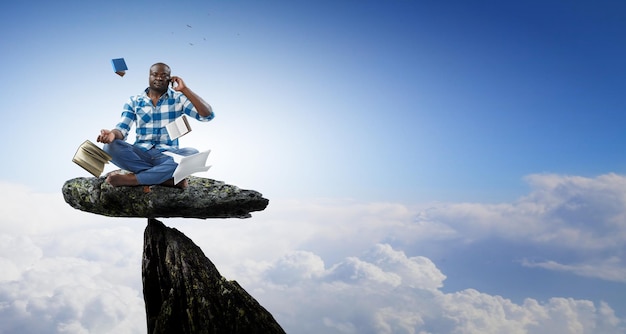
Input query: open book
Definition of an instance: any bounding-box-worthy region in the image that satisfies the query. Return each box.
[72,140,112,177]
[163,150,212,184]
[165,115,192,140]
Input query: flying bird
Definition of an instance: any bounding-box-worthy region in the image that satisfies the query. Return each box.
[186,24,192,28]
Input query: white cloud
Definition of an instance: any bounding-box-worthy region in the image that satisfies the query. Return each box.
[0,235,42,282]
[0,181,145,334]
[522,257,626,283]
[417,173,626,248]
[249,244,625,334]
[412,173,626,281]
[325,256,404,288]
[360,244,445,290]
[264,250,325,285]
[0,255,145,334]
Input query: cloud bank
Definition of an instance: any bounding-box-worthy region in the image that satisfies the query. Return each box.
[0,173,625,333]
[249,244,622,334]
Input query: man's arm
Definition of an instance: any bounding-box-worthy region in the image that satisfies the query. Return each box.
[170,76,213,118]
[99,100,136,144]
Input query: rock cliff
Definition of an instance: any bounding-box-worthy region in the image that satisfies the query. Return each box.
[62,176,268,219]
[62,176,283,333]
[143,218,285,334]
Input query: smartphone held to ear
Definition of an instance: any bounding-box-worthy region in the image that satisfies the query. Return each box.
[170,76,181,89]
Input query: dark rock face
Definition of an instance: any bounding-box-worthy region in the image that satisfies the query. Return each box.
[143,219,285,334]
[62,175,281,332]
[62,176,268,219]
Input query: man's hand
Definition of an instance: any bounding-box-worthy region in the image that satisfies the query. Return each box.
[170,76,187,92]
[97,129,116,144]
[170,76,213,118]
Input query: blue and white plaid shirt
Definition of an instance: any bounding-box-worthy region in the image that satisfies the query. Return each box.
[115,87,214,151]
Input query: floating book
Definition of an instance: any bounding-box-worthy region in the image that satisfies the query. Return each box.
[163,150,212,184]
[111,58,128,77]
[72,140,112,177]
[165,115,192,140]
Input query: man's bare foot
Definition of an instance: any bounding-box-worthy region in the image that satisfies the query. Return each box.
[106,173,140,187]
[160,178,188,189]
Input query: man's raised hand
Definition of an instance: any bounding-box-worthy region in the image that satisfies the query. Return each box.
[170,76,187,92]
[97,129,115,144]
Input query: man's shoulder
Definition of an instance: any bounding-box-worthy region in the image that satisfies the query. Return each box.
[135,88,150,98]
[166,88,185,99]
[127,88,150,103]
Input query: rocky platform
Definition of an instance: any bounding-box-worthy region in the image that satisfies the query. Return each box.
[62,176,268,219]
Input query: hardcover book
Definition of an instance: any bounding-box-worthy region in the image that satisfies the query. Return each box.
[72,140,112,177]
[111,58,128,77]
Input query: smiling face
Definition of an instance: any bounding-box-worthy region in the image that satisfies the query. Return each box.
[148,63,171,94]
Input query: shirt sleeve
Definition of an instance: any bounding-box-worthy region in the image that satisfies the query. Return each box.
[114,98,137,139]
[180,94,214,122]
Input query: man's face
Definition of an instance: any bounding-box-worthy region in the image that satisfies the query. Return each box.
[149,65,171,92]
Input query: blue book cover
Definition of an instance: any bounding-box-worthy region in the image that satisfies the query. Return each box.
[111,58,128,74]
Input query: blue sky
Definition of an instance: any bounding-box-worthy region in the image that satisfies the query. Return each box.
[1,0,626,333]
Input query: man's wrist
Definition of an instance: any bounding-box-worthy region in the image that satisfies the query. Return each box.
[179,87,191,95]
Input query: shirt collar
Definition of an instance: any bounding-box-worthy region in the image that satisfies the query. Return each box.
[142,87,175,99]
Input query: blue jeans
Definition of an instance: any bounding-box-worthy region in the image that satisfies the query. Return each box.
[103,140,198,185]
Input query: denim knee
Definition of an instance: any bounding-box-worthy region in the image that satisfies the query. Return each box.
[103,139,126,155]
[175,147,200,156]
